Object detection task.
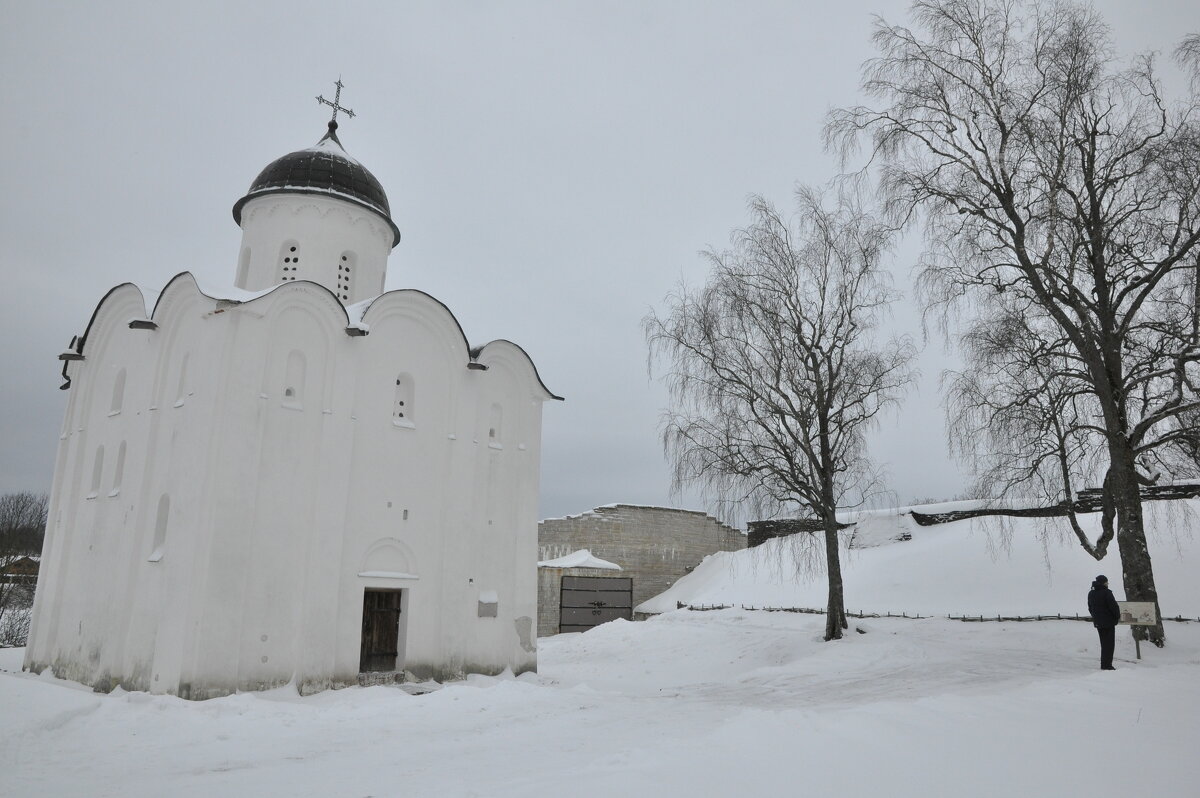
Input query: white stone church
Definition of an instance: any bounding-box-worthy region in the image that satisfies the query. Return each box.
[25,101,560,698]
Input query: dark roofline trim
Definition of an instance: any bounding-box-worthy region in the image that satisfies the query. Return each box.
[357,288,472,361]
[70,274,560,400]
[75,282,144,357]
[357,290,560,398]
[472,339,564,401]
[61,282,142,389]
[232,187,400,249]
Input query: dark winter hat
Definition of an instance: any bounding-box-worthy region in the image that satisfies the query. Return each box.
[1095,575,1108,584]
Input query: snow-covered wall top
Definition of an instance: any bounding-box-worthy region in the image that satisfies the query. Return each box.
[537,549,621,570]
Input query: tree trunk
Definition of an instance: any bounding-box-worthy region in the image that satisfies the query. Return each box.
[823,518,847,641]
[1109,442,1165,646]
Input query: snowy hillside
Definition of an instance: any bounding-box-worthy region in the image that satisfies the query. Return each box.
[640,499,1200,617]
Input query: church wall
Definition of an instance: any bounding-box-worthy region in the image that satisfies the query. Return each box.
[26,323,93,669]
[293,328,361,696]
[174,294,299,696]
[122,282,221,695]
[235,299,336,690]
[29,256,554,697]
[28,285,161,685]
[471,349,543,672]
[166,286,349,696]
[341,295,471,681]
[174,306,266,694]
[26,281,228,693]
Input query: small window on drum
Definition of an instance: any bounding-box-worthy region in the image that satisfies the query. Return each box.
[278,240,300,282]
[393,373,415,428]
[237,246,252,285]
[337,251,356,301]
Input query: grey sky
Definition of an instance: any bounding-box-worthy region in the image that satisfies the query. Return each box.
[2,1,1196,521]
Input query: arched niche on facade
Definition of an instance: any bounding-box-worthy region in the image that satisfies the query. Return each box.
[359,537,418,580]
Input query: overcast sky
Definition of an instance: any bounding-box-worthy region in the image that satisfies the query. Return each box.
[2,0,1195,522]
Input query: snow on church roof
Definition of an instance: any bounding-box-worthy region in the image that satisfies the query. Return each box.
[538,549,622,570]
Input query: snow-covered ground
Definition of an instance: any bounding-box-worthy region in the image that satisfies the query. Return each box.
[3,503,1198,797]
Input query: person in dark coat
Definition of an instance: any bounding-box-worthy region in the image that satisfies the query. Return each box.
[1088,575,1122,670]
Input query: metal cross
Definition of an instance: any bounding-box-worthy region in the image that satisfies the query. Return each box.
[316,79,356,123]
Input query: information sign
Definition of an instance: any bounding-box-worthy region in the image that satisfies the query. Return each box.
[1117,601,1157,626]
[1117,601,1158,660]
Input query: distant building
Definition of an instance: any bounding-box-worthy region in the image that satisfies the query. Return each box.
[26,99,559,698]
[537,505,745,635]
[1,556,39,584]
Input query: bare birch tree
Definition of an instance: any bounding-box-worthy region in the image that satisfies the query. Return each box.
[946,306,1114,555]
[645,189,916,641]
[827,0,1200,645]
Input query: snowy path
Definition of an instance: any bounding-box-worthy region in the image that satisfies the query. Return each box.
[3,611,1198,798]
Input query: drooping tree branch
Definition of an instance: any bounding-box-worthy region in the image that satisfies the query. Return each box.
[828,0,1200,647]
[645,188,916,640]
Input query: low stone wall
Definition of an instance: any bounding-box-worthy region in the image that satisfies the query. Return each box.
[911,483,1200,526]
[746,518,852,548]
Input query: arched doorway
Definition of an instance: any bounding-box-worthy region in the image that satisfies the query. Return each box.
[357,538,417,675]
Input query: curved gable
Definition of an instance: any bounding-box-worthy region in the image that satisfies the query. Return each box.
[65,282,150,394]
[76,282,151,355]
[358,289,473,364]
[473,339,562,401]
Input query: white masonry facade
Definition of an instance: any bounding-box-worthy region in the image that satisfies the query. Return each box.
[25,118,559,698]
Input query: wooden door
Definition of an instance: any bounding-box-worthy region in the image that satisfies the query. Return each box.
[559,576,633,633]
[359,589,403,673]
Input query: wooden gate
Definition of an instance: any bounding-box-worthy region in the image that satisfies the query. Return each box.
[559,575,633,633]
[359,589,404,673]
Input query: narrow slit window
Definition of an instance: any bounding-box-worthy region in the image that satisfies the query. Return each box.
[393,373,415,426]
[110,368,126,415]
[283,350,306,408]
[149,494,169,562]
[174,353,190,407]
[110,441,126,496]
[488,403,503,447]
[89,445,105,497]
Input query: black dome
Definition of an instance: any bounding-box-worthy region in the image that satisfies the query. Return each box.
[232,121,399,247]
